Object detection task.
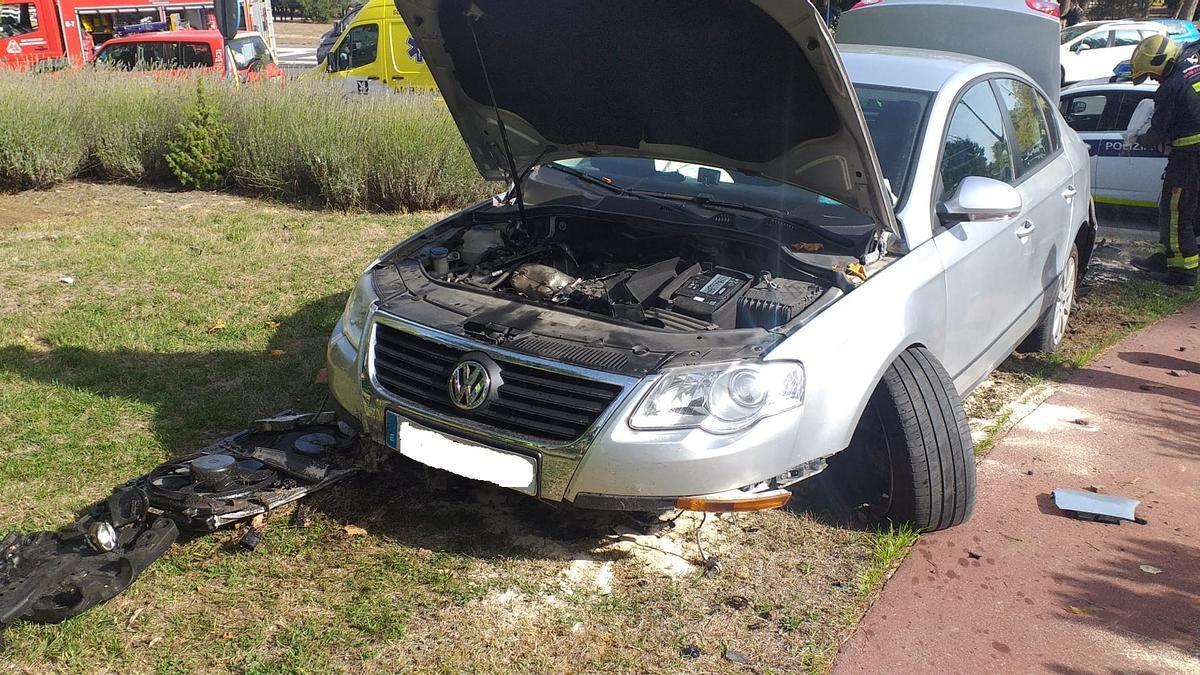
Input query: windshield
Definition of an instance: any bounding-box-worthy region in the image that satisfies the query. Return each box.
[855,85,930,202]
[546,86,928,217]
[550,157,850,215]
[229,35,270,69]
[1060,24,1093,44]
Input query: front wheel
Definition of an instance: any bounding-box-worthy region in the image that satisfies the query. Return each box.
[824,346,976,531]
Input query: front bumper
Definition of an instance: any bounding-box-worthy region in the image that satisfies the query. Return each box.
[326,308,824,506]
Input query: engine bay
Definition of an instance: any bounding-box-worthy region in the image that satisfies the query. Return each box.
[410,213,832,332]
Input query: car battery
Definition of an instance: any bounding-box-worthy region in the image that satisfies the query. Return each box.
[668,268,751,327]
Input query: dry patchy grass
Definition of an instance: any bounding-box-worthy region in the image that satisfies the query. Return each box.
[0,182,887,674]
[1,184,1192,673]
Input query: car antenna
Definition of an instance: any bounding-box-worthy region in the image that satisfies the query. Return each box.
[464,4,529,228]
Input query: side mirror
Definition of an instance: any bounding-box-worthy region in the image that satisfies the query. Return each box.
[938,176,1022,224]
[1074,41,1092,52]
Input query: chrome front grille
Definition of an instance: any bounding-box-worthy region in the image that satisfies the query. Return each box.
[371,322,625,444]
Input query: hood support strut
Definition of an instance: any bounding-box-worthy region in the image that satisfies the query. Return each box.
[464,3,528,228]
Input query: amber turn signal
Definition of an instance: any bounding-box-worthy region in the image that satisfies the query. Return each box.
[675,489,792,513]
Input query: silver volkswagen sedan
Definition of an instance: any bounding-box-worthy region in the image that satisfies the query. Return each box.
[325,0,1095,531]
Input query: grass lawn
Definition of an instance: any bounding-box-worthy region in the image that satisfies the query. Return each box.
[0,183,1194,673]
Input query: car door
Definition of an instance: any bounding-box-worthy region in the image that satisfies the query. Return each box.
[932,79,1031,390]
[1095,88,1165,206]
[329,21,385,96]
[1064,29,1112,82]
[1060,88,1123,197]
[995,78,1076,335]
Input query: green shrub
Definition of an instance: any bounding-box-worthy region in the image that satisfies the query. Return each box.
[165,79,233,190]
[0,72,88,189]
[89,77,188,181]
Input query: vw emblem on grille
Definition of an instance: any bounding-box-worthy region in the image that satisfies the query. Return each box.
[448,360,490,410]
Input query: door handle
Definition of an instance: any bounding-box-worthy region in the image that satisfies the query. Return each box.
[1015,221,1036,238]
[1062,185,1077,200]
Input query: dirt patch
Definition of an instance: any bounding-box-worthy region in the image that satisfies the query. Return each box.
[274,20,335,46]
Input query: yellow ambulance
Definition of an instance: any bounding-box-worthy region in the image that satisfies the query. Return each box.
[315,0,435,95]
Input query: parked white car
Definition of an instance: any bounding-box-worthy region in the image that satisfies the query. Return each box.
[1061,79,1163,207]
[326,0,1095,531]
[1061,20,1168,85]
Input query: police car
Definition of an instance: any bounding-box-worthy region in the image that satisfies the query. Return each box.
[1061,75,1162,207]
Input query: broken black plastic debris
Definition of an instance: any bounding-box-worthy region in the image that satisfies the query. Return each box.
[0,411,359,643]
[681,644,701,659]
[239,528,264,552]
[1,511,178,638]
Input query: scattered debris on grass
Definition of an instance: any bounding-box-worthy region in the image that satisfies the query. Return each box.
[0,412,358,645]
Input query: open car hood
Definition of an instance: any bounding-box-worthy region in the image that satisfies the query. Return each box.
[394,0,899,233]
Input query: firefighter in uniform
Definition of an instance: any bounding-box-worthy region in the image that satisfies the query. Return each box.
[1131,35,1200,288]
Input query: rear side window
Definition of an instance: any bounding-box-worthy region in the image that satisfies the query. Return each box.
[1113,91,1155,130]
[939,81,1013,200]
[1112,29,1142,47]
[139,42,179,69]
[180,42,214,68]
[1038,92,1061,151]
[995,79,1055,177]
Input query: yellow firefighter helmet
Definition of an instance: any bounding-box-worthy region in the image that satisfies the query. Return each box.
[1131,34,1182,85]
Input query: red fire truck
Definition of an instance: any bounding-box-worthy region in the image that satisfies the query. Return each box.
[1,0,273,70]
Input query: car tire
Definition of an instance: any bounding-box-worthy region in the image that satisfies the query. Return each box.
[823,346,976,531]
[1018,246,1079,354]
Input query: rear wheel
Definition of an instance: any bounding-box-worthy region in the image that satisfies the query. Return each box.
[1019,246,1079,354]
[825,346,976,531]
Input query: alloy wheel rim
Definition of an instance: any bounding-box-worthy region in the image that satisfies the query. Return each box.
[1052,255,1077,347]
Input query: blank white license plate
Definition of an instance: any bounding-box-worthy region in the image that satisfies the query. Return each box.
[385,411,538,495]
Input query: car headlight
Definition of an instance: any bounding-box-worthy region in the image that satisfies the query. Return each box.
[629,361,805,434]
[340,271,378,350]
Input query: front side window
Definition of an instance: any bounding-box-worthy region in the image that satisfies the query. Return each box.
[939,81,1013,200]
[332,23,377,72]
[1077,31,1111,51]
[229,34,271,69]
[1061,93,1117,132]
[1061,24,1092,44]
[95,43,137,70]
[995,79,1055,176]
[0,2,37,38]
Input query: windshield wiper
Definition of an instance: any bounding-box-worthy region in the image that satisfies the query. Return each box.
[629,190,792,220]
[630,190,861,248]
[544,164,695,217]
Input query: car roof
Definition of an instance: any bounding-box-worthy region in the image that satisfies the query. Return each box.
[103,30,221,44]
[1062,79,1158,93]
[841,44,1008,92]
